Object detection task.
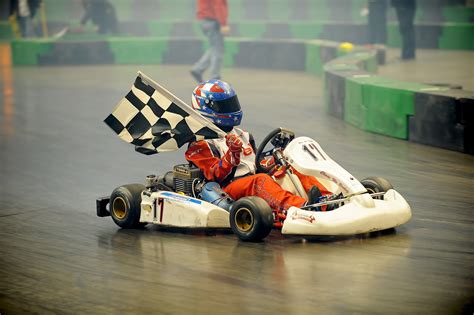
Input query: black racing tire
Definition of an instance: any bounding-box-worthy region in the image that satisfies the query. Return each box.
[229,197,274,242]
[361,177,393,200]
[110,184,146,229]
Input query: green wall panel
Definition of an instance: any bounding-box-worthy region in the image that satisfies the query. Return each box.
[228,0,245,21]
[439,24,474,50]
[238,23,267,38]
[289,22,323,39]
[11,40,53,65]
[267,0,290,21]
[305,41,323,76]
[108,38,169,64]
[344,76,436,139]
[147,21,173,37]
[0,22,15,40]
[223,39,241,67]
[442,7,474,23]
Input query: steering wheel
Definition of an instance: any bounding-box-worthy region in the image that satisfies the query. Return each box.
[255,128,295,173]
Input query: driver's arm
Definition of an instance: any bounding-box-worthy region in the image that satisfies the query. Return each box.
[185,140,236,183]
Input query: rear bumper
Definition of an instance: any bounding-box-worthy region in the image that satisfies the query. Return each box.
[96,196,110,217]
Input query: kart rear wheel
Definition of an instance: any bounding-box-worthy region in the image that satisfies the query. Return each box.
[110,184,146,229]
[361,177,393,200]
[230,197,273,242]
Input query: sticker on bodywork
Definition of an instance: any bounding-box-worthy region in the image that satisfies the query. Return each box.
[161,192,202,205]
[291,210,316,223]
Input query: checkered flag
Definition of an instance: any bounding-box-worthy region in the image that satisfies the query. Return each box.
[104,72,226,155]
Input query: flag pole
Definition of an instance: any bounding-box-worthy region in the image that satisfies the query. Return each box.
[40,1,49,38]
[138,71,227,138]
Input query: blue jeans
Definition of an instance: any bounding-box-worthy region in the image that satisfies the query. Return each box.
[17,16,34,38]
[192,19,225,80]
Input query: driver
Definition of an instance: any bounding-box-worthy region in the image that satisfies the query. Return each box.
[185,79,335,213]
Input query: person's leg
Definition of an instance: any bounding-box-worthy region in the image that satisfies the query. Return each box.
[396,6,416,59]
[292,169,332,195]
[403,7,416,59]
[368,1,387,45]
[17,16,27,37]
[223,174,306,211]
[376,1,388,44]
[191,19,216,79]
[208,22,224,79]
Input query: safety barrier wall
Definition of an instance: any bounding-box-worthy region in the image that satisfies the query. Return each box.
[4,20,473,50]
[10,37,348,73]
[10,36,473,154]
[37,0,474,24]
[324,53,473,154]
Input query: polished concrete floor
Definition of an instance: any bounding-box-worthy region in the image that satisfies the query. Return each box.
[0,59,473,314]
[379,49,474,91]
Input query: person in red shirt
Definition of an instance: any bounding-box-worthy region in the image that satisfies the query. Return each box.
[190,0,229,83]
[186,79,336,219]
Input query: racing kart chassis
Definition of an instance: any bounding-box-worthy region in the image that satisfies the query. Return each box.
[97,128,412,242]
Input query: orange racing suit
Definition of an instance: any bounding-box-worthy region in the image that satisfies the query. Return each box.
[185,128,330,212]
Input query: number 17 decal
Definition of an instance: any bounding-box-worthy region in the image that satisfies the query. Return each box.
[156,197,164,222]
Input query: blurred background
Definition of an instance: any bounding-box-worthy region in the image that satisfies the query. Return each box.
[0,1,473,314]
[1,0,473,47]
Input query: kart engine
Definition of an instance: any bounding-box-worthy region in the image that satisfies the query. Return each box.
[172,164,204,196]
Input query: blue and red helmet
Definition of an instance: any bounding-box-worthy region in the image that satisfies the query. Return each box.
[192,79,242,128]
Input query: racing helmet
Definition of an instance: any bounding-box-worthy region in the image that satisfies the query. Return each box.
[192,79,242,128]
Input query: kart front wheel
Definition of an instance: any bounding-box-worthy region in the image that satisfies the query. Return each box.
[110,184,146,229]
[230,197,273,242]
[361,177,393,200]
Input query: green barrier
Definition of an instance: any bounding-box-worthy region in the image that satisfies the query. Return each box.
[228,0,245,20]
[0,22,14,40]
[344,75,435,139]
[147,21,173,37]
[43,0,76,22]
[114,0,134,21]
[223,39,241,67]
[11,39,53,65]
[108,37,169,64]
[308,0,330,21]
[442,7,474,23]
[305,41,324,76]
[387,23,402,48]
[439,24,474,50]
[237,23,267,38]
[267,0,289,21]
[289,22,323,39]
[158,0,194,20]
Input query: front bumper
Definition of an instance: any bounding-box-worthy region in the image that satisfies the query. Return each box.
[282,189,411,235]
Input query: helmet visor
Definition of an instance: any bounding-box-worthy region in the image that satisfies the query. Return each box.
[208,95,241,114]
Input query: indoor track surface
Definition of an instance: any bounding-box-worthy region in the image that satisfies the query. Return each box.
[1,63,473,314]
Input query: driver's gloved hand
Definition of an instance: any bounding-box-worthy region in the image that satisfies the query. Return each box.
[260,156,276,173]
[225,134,243,166]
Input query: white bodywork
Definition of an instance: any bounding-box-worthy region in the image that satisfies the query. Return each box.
[279,136,412,235]
[137,136,411,235]
[140,191,230,228]
[282,189,411,235]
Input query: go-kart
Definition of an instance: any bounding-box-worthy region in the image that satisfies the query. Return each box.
[96,128,412,242]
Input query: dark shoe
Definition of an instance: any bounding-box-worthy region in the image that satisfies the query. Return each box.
[307,186,322,205]
[190,70,203,83]
[324,193,344,211]
[309,192,343,211]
